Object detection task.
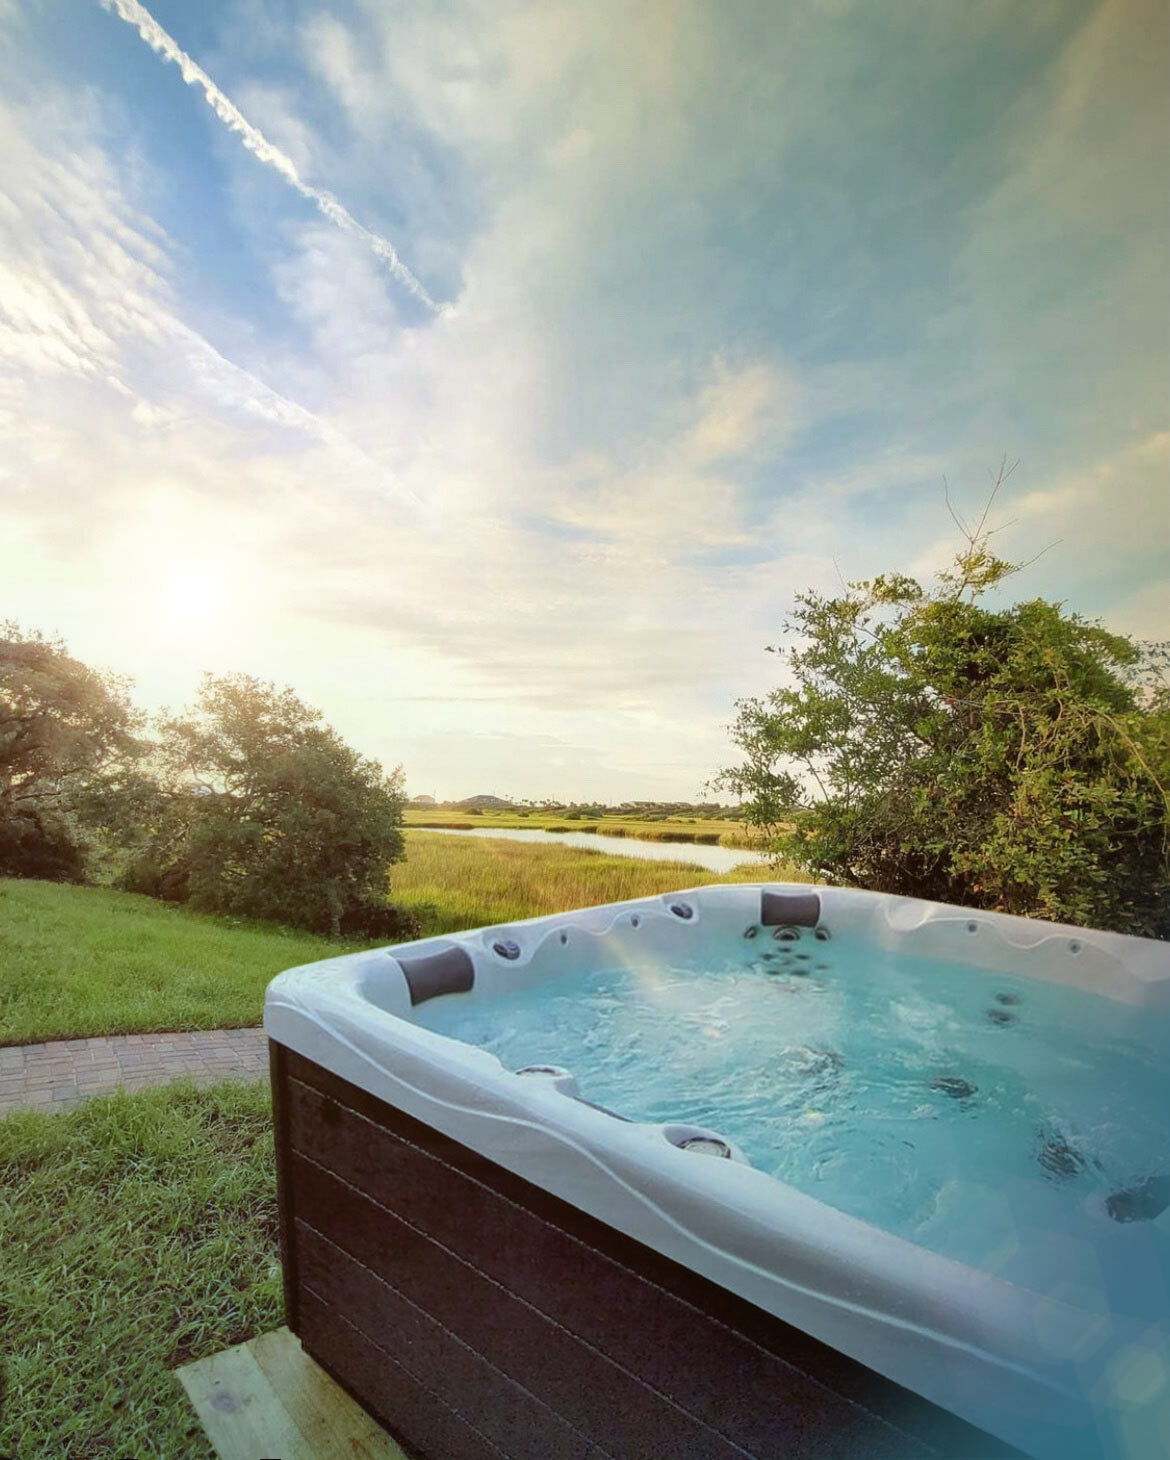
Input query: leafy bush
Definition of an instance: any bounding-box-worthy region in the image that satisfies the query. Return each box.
[720,536,1169,937]
[0,809,87,882]
[133,675,413,937]
[337,899,420,941]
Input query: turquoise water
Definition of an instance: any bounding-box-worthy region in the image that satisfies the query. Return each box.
[412,932,1170,1311]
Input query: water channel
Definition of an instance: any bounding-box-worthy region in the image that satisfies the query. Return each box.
[415,824,770,874]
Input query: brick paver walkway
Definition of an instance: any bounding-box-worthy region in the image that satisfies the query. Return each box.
[0,1027,269,1117]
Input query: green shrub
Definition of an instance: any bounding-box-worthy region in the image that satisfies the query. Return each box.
[0,809,87,882]
[722,535,1169,936]
[139,675,412,937]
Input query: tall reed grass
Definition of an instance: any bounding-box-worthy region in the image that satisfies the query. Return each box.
[392,830,798,936]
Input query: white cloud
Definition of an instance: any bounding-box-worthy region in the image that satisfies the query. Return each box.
[1009,433,1169,563]
[687,358,802,466]
[0,85,422,526]
[99,0,443,311]
[939,0,1169,449]
[0,99,167,380]
[0,87,781,783]
[1106,581,1170,644]
[230,80,318,179]
[300,13,369,123]
[2,0,1165,802]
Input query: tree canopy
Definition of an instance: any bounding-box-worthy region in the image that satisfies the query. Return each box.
[0,624,143,880]
[720,540,1170,937]
[127,674,413,937]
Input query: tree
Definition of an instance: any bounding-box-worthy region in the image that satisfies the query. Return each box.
[719,530,1170,937]
[128,674,415,938]
[0,624,143,880]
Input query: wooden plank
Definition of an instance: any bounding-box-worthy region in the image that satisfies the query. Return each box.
[291,1158,752,1460]
[298,1290,510,1460]
[297,1225,602,1460]
[249,1328,413,1460]
[176,1327,410,1460]
[176,1339,308,1460]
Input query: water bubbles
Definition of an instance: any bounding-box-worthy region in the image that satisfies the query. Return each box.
[683,1011,729,1040]
[781,1045,844,1081]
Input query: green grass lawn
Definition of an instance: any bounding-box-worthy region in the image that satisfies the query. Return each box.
[0,879,374,1047]
[0,1079,281,1460]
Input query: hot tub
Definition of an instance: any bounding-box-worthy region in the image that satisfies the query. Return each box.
[264,884,1170,1460]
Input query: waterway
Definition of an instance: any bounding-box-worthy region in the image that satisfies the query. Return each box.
[415,824,770,874]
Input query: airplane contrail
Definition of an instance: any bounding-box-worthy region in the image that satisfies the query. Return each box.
[99,0,446,314]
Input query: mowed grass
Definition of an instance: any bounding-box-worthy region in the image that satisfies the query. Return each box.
[0,1079,281,1460]
[392,829,790,935]
[0,879,372,1046]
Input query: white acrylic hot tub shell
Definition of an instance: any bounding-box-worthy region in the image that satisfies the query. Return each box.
[264,884,1170,1460]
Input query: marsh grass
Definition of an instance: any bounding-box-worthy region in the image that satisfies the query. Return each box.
[0,1079,281,1460]
[392,830,796,936]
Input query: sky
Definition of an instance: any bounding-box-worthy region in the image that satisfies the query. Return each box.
[1,0,1167,803]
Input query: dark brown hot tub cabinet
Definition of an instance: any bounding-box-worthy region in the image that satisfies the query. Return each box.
[270,1039,1019,1460]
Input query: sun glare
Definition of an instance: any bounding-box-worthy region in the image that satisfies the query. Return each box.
[162,570,225,629]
